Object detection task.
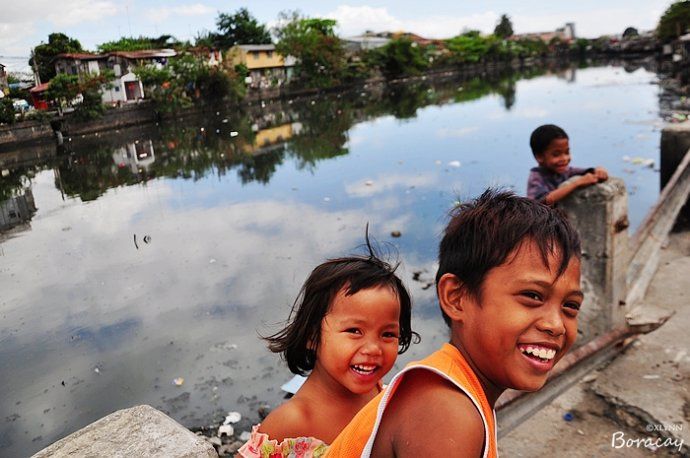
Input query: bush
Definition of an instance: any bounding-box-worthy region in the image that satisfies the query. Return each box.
[0,98,16,125]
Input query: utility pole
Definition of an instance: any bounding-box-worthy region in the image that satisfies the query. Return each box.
[30,49,41,85]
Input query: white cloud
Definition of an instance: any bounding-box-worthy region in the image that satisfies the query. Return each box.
[146,3,214,24]
[46,0,118,27]
[344,172,437,197]
[327,5,498,39]
[436,126,479,138]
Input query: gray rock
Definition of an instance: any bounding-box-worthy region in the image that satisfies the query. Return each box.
[31,405,218,458]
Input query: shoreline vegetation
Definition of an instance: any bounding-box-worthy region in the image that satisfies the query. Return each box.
[1,5,672,144]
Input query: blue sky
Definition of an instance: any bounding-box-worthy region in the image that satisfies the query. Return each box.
[0,0,673,72]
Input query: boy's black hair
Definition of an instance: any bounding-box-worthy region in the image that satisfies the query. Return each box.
[264,239,419,376]
[530,124,569,158]
[435,189,581,326]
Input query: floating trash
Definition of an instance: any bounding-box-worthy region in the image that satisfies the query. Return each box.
[364,180,374,186]
[448,161,461,168]
[434,160,442,165]
[281,375,307,394]
[230,131,239,137]
[224,412,242,424]
[94,367,100,374]
[173,377,185,386]
[218,424,234,437]
[209,258,217,264]
[222,119,229,123]
[563,412,574,422]
[391,230,401,238]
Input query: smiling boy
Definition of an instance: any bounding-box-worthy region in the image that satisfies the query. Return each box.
[527,124,608,205]
[326,190,583,457]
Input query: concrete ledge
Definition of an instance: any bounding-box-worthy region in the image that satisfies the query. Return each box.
[31,405,218,458]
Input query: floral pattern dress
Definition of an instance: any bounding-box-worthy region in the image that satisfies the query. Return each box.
[237,424,329,458]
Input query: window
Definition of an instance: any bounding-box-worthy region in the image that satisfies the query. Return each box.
[267,51,273,58]
[253,52,259,59]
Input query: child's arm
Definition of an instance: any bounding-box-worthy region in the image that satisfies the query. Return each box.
[543,173,598,205]
[594,166,608,181]
[371,371,485,457]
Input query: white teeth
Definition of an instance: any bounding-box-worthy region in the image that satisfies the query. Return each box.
[521,346,556,361]
[352,365,376,374]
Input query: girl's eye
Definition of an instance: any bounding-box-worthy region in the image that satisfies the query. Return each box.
[382,332,399,339]
[345,328,361,335]
[564,301,581,311]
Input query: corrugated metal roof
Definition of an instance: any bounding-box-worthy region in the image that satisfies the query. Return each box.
[236,44,276,52]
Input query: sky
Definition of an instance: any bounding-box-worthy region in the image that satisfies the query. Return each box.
[0,0,675,73]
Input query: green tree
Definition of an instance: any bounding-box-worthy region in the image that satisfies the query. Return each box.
[45,73,80,114]
[97,35,178,53]
[0,98,16,125]
[215,8,271,48]
[494,14,514,38]
[658,1,690,41]
[30,33,84,83]
[274,12,345,88]
[622,27,639,39]
[372,38,428,78]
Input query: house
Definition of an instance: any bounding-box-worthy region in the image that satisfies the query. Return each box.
[188,47,223,66]
[227,44,295,89]
[241,122,301,154]
[514,23,576,44]
[112,140,155,173]
[0,189,37,233]
[53,49,177,105]
[29,82,50,110]
[342,35,391,53]
[0,62,8,93]
[53,53,107,77]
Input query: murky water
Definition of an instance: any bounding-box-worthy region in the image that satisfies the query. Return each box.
[0,61,666,456]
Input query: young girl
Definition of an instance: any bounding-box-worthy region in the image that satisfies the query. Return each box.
[238,249,418,457]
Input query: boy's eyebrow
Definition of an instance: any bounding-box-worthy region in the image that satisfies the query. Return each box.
[514,279,584,298]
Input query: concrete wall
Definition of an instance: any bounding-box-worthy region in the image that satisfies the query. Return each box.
[32,405,217,458]
[560,177,629,345]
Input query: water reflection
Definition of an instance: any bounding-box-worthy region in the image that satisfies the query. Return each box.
[0,59,667,457]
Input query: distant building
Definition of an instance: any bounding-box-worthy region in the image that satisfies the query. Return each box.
[187,47,224,67]
[241,122,301,154]
[0,189,37,233]
[514,23,576,44]
[0,62,8,93]
[29,82,50,110]
[53,49,177,105]
[342,35,391,53]
[112,140,155,173]
[227,44,295,89]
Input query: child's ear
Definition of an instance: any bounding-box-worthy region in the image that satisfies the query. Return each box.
[438,273,465,322]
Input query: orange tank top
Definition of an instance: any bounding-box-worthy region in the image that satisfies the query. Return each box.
[326,343,497,457]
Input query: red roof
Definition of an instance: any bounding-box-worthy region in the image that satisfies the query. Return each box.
[30,82,50,93]
[55,53,106,60]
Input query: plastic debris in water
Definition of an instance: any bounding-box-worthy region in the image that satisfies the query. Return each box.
[230,131,239,137]
[448,160,461,168]
[364,180,374,186]
[173,377,184,386]
[391,230,402,238]
[563,412,574,421]
[281,375,307,394]
[209,258,217,264]
[94,367,100,374]
[224,412,242,424]
[218,424,234,437]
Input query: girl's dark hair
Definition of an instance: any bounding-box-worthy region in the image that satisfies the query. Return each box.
[264,238,419,376]
[435,189,581,326]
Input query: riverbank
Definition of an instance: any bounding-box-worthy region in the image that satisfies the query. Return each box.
[0,55,655,151]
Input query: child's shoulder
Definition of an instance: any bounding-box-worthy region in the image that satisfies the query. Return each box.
[380,369,485,454]
[257,397,315,442]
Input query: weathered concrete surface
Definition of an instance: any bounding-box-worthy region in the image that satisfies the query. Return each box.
[590,229,689,453]
[499,229,690,457]
[31,405,218,458]
[560,178,629,345]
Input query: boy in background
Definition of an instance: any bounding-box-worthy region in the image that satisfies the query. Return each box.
[527,124,608,205]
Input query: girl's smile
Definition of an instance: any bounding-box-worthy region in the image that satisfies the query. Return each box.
[311,285,401,396]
